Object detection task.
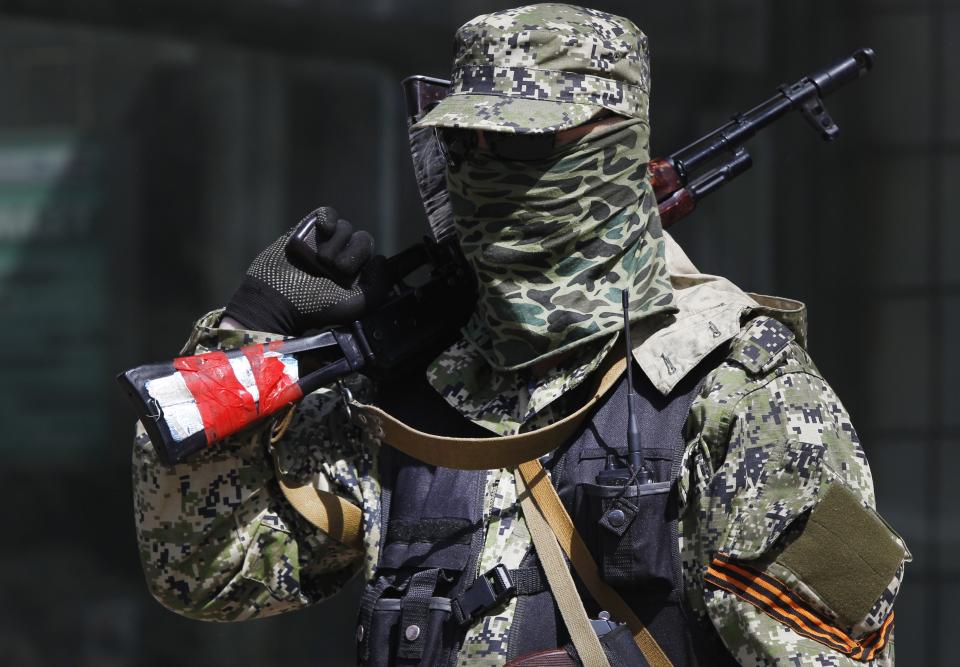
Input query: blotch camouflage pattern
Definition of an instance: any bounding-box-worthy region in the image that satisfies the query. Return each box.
[447,118,675,370]
[134,299,902,664]
[414,3,650,133]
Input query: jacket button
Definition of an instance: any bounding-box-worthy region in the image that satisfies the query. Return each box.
[356,625,364,642]
[606,509,626,527]
[404,624,421,642]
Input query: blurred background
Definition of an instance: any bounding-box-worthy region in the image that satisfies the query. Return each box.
[0,0,952,664]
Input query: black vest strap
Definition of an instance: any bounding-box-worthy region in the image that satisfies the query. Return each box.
[397,568,442,661]
[358,349,738,666]
[451,564,549,626]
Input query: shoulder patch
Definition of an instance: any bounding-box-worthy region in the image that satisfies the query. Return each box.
[729,316,795,374]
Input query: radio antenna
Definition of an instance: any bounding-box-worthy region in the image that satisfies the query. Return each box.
[622,290,653,484]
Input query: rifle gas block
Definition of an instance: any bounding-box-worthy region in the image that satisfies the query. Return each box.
[650,47,875,228]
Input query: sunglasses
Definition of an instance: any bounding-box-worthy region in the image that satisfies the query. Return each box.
[435,111,617,166]
[434,128,556,166]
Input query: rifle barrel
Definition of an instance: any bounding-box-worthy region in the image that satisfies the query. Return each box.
[669,48,875,181]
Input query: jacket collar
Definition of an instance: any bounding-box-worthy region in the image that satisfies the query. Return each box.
[632,233,806,395]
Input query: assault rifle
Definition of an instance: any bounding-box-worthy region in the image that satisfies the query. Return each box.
[118,48,875,466]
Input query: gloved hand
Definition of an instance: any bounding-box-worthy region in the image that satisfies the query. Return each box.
[224,206,388,336]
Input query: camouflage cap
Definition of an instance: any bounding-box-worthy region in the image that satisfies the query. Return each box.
[413,3,650,134]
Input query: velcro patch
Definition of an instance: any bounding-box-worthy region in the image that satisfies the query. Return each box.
[775,482,908,629]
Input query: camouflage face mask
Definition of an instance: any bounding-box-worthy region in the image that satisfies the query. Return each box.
[447,117,676,371]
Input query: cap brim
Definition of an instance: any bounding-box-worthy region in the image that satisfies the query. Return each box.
[411,93,603,134]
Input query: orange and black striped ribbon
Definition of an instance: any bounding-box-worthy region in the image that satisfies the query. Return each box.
[705,553,894,662]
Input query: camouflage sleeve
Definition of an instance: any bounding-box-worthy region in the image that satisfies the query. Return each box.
[132,311,379,621]
[688,319,908,666]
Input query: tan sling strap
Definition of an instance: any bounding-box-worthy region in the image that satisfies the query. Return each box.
[516,472,611,667]
[266,354,624,550]
[517,459,673,667]
[271,346,669,663]
[269,409,364,551]
[274,466,365,551]
[347,353,629,470]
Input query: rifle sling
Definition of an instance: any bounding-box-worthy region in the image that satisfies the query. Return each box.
[272,456,365,552]
[274,350,671,664]
[515,470,611,667]
[268,353,624,560]
[348,352,628,470]
[517,459,673,667]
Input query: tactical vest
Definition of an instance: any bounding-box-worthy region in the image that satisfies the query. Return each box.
[355,351,737,666]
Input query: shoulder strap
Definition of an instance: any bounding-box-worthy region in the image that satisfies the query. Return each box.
[348,353,628,470]
[273,463,365,551]
[728,316,795,374]
[269,353,625,549]
[517,460,674,667]
[516,472,611,667]
[269,409,364,551]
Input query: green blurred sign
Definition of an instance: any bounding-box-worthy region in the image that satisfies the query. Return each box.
[0,130,106,459]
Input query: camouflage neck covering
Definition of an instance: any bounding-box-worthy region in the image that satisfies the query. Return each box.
[448,118,676,371]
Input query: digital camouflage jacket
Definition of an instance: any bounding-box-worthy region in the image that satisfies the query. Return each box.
[132,234,907,665]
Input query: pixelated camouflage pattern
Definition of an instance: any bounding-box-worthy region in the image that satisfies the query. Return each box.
[747,292,809,349]
[414,3,649,133]
[678,316,901,663]
[704,587,894,667]
[448,118,675,370]
[856,563,905,637]
[133,311,375,618]
[134,293,902,663]
[457,468,531,665]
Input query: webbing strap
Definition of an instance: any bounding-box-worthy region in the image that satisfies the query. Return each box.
[516,472,611,667]
[348,354,629,470]
[271,353,624,549]
[511,567,549,595]
[272,451,364,551]
[272,352,671,665]
[517,460,674,667]
[398,568,441,661]
[357,576,392,661]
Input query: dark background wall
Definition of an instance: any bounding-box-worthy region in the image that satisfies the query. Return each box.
[0,1,951,664]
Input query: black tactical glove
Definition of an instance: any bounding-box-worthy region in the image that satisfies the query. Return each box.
[224,206,388,336]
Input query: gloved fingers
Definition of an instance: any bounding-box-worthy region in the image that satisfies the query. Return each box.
[312,206,340,243]
[334,229,374,277]
[316,218,354,270]
[313,285,368,326]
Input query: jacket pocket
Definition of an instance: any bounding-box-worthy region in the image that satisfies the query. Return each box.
[583,480,677,593]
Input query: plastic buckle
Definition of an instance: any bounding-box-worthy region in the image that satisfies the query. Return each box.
[454,564,515,626]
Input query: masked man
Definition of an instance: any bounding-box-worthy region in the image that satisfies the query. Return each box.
[132,4,907,665]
